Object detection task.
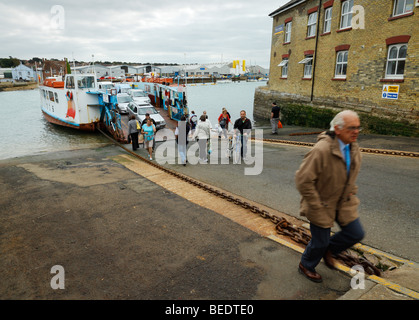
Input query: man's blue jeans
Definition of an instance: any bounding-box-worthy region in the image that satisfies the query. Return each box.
[301,218,365,272]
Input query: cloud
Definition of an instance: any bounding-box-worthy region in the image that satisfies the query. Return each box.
[0,0,286,68]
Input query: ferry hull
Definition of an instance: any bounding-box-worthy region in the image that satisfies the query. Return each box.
[41,109,97,131]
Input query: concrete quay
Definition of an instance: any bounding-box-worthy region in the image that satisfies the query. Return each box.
[0,125,418,303]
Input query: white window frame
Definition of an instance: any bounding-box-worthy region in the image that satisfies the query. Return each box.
[278,59,289,78]
[340,0,354,29]
[335,51,348,79]
[307,12,317,37]
[299,56,313,78]
[385,44,408,79]
[393,0,414,16]
[285,21,292,43]
[323,7,332,33]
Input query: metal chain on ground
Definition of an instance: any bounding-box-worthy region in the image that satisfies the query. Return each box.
[255,137,419,158]
[100,129,384,275]
[289,131,323,136]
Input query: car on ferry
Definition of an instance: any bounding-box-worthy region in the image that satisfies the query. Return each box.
[127,103,166,130]
[116,93,134,114]
[97,81,115,93]
[128,89,151,105]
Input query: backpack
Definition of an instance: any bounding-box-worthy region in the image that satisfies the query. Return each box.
[190,114,197,125]
[219,117,226,128]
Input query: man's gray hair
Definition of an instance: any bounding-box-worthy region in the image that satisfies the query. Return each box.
[330,110,359,131]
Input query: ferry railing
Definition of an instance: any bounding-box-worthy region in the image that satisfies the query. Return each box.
[88,90,126,142]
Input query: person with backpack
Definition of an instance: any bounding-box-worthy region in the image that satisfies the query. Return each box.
[127,115,140,151]
[189,110,198,136]
[218,108,231,139]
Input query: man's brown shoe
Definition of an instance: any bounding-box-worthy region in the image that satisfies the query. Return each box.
[323,250,336,270]
[298,263,322,283]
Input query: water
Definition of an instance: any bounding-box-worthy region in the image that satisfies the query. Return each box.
[0,81,267,160]
[185,81,265,125]
[0,89,108,160]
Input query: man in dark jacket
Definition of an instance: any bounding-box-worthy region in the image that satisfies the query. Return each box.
[233,110,252,159]
[271,102,281,134]
[295,110,364,283]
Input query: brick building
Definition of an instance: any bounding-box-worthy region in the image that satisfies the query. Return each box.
[41,59,66,81]
[254,0,419,133]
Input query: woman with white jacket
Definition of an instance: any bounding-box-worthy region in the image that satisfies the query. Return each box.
[193,115,211,163]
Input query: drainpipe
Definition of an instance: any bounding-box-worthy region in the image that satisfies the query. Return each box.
[310,0,323,102]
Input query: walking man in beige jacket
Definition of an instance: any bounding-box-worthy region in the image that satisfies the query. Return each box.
[295,110,365,282]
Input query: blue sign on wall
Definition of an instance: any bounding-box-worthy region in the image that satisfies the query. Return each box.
[275,24,284,35]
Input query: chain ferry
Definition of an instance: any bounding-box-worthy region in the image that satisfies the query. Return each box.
[39,73,188,141]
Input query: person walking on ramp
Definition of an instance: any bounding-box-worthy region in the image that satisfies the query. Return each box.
[295,110,365,283]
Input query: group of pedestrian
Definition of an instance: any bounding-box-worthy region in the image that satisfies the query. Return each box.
[172,108,253,164]
[127,113,156,160]
[128,106,254,164]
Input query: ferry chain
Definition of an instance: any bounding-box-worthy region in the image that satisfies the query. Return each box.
[99,128,396,276]
[259,138,419,158]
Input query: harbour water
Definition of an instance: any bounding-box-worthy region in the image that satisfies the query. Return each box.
[0,81,267,160]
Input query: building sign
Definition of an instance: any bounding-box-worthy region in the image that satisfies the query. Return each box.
[382,85,399,100]
[275,24,284,35]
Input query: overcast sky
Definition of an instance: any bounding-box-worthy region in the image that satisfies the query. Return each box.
[0,0,288,68]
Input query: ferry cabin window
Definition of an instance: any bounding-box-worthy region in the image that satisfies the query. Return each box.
[307,12,317,37]
[78,76,95,89]
[340,0,354,29]
[323,7,332,33]
[48,91,55,102]
[385,44,407,79]
[54,92,59,103]
[393,0,414,16]
[66,76,75,89]
[285,21,292,43]
[335,51,348,79]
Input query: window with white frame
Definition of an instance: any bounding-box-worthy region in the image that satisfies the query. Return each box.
[278,59,289,78]
[385,44,407,79]
[285,22,292,43]
[340,0,354,29]
[335,51,348,78]
[393,0,414,16]
[307,12,317,37]
[299,56,313,78]
[323,7,332,33]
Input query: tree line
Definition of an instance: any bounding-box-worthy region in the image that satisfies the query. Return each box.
[0,56,183,68]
